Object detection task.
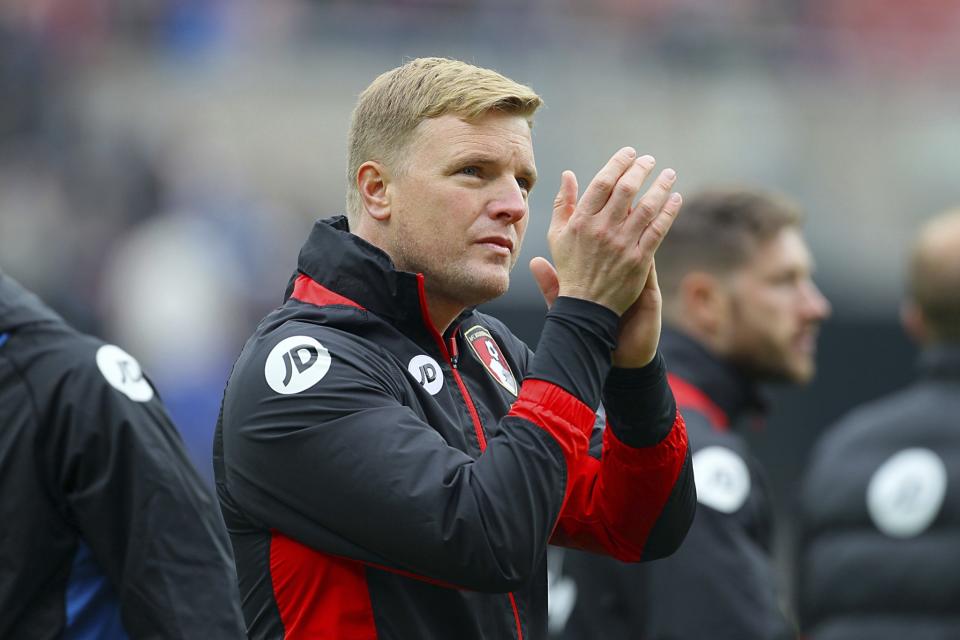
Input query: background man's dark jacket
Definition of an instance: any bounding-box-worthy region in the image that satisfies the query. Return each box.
[0,273,245,639]
[798,346,960,640]
[552,329,794,640]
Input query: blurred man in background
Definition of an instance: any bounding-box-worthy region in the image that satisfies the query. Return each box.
[215,57,695,639]
[797,208,960,640]
[552,188,831,639]
[0,271,244,638]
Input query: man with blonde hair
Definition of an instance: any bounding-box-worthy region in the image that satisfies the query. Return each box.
[216,57,695,639]
[797,208,960,639]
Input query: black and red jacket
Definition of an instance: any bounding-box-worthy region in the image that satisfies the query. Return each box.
[553,329,794,640]
[214,217,694,639]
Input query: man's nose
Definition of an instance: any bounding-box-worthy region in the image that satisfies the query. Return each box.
[802,280,832,321]
[490,178,528,224]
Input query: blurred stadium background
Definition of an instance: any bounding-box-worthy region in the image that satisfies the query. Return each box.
[3,0,959,604]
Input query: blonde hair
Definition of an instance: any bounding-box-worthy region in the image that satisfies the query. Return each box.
[345,57,543,224]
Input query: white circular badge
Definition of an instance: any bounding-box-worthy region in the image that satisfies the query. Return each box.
[692,446,752,514]
[867,448,947,539]
[264,336,331,395]
[96,344,155,402]
[407,354,444,396]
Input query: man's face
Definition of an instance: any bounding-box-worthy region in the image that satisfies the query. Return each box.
[384,112,536,312]
[722,227,832,384]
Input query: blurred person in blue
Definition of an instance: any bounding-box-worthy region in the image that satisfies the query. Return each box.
[551,188,831,640]
[215,57,696,639]
[796,208,960,640]
[0,271,245,638]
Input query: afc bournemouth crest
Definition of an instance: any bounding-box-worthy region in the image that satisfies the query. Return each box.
[464,325,518,396]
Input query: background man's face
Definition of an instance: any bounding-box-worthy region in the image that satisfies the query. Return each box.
[723,227,832,384]
[384,112,536,313]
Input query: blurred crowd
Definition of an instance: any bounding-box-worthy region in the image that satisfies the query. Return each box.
[3,0,960,475]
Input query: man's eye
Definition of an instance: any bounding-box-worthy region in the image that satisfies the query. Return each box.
[460,166,480,177]
[517,177,530,191]
[772,273,800,287]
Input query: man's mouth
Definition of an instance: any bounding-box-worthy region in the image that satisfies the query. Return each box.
[476,236,514,256]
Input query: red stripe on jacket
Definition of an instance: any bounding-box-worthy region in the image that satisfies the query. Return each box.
[507,378,597,510]
[550,411,689,561]
[509,378,689,561]
[667,373,729,431]
[270,532,377,639]
[291,274,366,310]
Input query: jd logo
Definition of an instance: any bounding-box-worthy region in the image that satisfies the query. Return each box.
[265,336,331,395]
[96,344,155,402]
[416,362,438,386]
[408,354,444,395]
[282,345,318,387]
[117,359,144,385]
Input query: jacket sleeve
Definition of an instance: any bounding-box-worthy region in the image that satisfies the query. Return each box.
[42,342,245,638]
[547,352,695,562]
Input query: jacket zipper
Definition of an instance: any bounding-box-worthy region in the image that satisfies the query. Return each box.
[415,275,522,640]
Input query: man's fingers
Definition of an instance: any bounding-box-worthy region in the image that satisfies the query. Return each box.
[529,257,560,310]
[626,168,678,234]
[637,192,683,257]
[577,147,638,215]
[551,170,579,229]
[603,155,657,226]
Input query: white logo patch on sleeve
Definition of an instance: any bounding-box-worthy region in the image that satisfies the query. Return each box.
[264,336,331,395]
[867,447,947,538]
[407,354,444,395]
[96,345,155,402]
[692,446,751,513]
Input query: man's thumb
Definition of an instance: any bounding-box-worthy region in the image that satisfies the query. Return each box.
[552,170,578,227]
[529,257,560,309]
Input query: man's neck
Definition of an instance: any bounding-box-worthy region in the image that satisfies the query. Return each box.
[670,318,726,357]
[352,222,467,334]
[423,291,464,336]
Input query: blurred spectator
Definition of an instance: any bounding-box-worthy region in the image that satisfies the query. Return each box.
[796,208,960,640]
[0,270,244,638]
[551,188,830,640]
[98,135,304,481]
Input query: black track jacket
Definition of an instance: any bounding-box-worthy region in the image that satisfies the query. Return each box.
[798,345,960,640]
[215,217,695,639]
[0,273,245,638]
[553,329,794,640]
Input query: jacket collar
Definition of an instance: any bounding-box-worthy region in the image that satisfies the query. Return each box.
[918,344,960,380]
[660,327,766,425]
[284,216,472,337]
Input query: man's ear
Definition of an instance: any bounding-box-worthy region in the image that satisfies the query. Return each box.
[678,271,726,335]
[357,160,392,222]
[900,300,928,345]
